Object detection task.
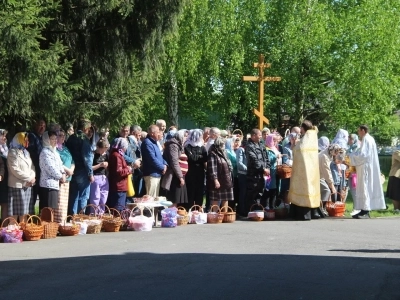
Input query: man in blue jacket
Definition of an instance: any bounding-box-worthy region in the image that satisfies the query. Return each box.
[141,125,168,197]
[66,119,94,215]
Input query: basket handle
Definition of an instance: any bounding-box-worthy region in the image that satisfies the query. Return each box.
[97,204,111,215]
[177,206,187,213]
[189,205,204,213]
[79,204,100,217]
[220,206,234,213]
[250,203,264,211]
[209,205,221,213]
[330,192,344,203]
[27,215,42,225]
[232,129,243,137]
[108,208,121,218]
[1,217,19,228]
[40,207,55,222]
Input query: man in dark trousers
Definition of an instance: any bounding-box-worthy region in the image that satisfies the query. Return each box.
[244,128,270,216]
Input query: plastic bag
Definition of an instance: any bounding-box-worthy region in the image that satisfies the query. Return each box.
[161,207,178,228]
[128,215,153,231]
[74,221,88,235]
[127,174,135,197]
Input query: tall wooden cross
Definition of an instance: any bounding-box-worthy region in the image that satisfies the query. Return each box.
[243,54,281,130]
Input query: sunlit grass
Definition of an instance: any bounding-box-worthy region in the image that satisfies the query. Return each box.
[344,174,399,218]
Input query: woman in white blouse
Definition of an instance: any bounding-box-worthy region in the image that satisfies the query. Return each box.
[39,131,66,210]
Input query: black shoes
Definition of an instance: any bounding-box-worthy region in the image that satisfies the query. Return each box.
[352,210,370,219]
[311,209,321,219]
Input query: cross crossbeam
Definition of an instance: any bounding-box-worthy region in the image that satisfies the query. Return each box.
[242,54,281,130]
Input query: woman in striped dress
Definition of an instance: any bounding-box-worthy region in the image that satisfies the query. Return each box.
[7,132,36,220]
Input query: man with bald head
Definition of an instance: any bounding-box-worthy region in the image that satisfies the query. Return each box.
[141,125,168,197]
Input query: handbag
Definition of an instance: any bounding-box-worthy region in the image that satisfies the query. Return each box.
[127,173,135,197]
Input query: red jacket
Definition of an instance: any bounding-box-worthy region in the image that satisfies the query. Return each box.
[108,149,130,192]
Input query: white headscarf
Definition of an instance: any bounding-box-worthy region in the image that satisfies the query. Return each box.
[185,129,204,147]
[318,136,330,151]
[42,131,57,153]
[332,129,349,150]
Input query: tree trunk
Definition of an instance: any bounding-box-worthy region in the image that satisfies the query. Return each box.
[167,70,179,126]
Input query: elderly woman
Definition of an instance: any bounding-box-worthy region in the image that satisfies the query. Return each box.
[332,129,349,150]
[263,134,282,209]
[7,132,36,220]
[280,133,297,205]
[318,136,330,152]
[107,138,132,209]
[0,129,9,221]
[39,131,66,211]
[162,130,188,206]
[319,144,343,211]
[184,129,207,209]
[56,129,75,223]
[235,138,247,216]
[207,137,234,210]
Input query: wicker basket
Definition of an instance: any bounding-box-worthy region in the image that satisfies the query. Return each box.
[248,204,264,221]
[58,215,81,236]
[119,208,131,231]
[264,209,275,221]
[274,207,289,219]
[207,205,224,224]
[40,207,59,239]
[220,206,236,223]
[75,205,102,234]
[277,164,292,179]
[232,129,243,141]
[177,215,189,226]
[23,215,44,241]
[102,208,122,232]
[177,206,187,216]
[326,193,346,217]
[1,217,23,243]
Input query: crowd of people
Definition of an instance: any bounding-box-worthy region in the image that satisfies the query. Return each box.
[0,117,393,226]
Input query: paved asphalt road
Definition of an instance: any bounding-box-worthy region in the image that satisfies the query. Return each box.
[1,217,399,300]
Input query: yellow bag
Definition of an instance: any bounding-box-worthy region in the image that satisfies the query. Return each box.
[127,174,135,197]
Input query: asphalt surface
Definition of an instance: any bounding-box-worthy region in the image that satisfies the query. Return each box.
[1,217,399,300]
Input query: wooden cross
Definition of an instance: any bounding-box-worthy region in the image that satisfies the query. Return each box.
[243,54,281,130]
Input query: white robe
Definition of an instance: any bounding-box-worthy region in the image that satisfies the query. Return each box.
[349,133,385,210]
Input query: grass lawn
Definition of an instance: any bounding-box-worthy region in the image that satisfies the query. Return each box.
[343,173,399,218]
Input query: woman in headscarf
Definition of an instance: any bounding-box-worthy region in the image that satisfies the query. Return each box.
[332,129,349,150]
[56,128,75,223]
[39,131,66,211]
[184,129,207,209]
[319,144,342,214]
[162,130,188,207]
[280,133,297,206]
[347,133,360,214]
[207,137,234,210]
[318,136,330,152]
[107,137,132,209]
[7,132,36,220]
[0,129,9,221]
[263,134,281,209]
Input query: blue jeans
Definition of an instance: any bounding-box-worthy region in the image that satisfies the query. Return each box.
[107,191,127,210]
[68,172,91,215]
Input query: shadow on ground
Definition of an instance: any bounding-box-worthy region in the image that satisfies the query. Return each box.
[1,252,399,300]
